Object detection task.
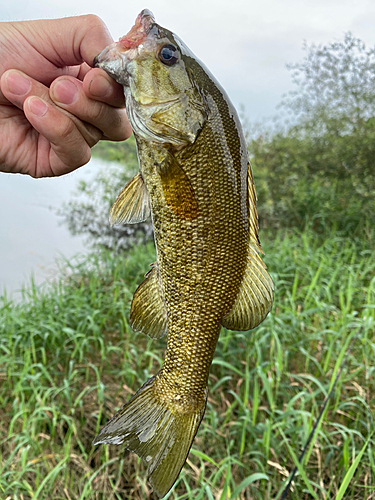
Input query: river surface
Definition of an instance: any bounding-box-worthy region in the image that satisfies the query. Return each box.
[0,158,108,298]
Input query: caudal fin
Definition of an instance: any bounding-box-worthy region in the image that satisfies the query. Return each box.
[93,375,207,498]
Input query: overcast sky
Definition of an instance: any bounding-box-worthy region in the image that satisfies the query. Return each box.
[2,0,375,120]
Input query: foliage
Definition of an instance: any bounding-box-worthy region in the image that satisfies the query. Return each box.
[1,228,374,499]
[281,32,375,132]
[250,124,375,236]
[3,32,374,500]
[249,33,375,236]
[92,135,138,166]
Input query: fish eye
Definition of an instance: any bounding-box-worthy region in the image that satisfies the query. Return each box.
[159,44,179,66]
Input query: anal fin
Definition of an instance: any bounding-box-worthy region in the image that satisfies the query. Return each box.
[109,172,151,226]
[130,264,168,339]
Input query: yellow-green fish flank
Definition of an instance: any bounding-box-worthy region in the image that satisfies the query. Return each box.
[93,9,274,498]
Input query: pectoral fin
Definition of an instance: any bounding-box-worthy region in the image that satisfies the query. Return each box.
[130,264,168,339]
[109,172,151,226]
[158,155,199,221]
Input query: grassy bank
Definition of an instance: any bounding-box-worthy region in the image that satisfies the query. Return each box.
[1,228,374,499]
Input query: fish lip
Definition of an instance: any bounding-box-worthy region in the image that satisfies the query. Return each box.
[138,9,156,31]
[118,9,156,50]
[93,10,157,74]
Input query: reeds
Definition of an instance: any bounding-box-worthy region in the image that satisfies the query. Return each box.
[1,229,374,499]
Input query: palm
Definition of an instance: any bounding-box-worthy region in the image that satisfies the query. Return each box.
[0,102,46,176]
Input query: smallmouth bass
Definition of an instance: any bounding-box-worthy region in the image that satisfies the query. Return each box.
[93,9,274,498]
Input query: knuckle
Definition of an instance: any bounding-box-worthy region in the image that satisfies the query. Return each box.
[89,105,123,141]
[77,146,91,167]
[113,128,131,142]
[57,118,77,142]
[90,102,106,123]
[106,111,130,141]
[85,125,103,148]
[82,14,106,31]
[61,140,91,169]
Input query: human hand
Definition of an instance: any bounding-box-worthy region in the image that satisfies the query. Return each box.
[0,15,131,177]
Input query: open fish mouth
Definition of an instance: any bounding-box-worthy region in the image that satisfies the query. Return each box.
[118,9,156,49]
[93,9,156,75]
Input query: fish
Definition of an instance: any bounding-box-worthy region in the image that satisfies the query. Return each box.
[93,9,274,498]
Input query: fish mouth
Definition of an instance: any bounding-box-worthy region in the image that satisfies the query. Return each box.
[93,10,157,84]
[118,9,156,49]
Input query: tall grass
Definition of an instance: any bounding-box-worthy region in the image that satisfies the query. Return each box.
[1,228,374,499]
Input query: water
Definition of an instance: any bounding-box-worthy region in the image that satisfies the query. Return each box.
[0,157,107,297]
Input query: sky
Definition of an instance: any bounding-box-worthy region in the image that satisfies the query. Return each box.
[2,0,375,119]
[2,0,375,293]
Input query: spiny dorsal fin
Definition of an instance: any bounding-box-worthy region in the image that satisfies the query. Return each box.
[109,172,151,226]
[221,162,274,331]
[247,161,263,253]
[130,264,168,339]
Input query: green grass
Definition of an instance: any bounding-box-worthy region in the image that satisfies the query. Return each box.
[1,228,374,499]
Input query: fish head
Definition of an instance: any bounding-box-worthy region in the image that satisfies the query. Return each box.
[95,9,207,146]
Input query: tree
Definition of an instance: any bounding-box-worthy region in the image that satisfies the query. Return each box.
[250,33,375,237]
[282,32,375,134]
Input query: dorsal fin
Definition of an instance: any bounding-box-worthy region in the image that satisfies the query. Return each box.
[221,248,274,331]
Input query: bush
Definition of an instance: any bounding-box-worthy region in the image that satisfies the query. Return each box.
[250,33,375,238]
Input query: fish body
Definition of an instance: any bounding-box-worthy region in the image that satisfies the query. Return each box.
[94,10,273,498]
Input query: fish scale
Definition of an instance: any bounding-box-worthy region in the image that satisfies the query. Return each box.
[93,9,274,498]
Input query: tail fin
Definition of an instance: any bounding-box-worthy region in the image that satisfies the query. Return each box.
[93,375,207,498]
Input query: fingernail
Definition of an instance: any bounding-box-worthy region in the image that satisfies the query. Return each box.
[89,74,111,98]
[6,71,31,95]
[28,97,48,117]
[53,79,78,105]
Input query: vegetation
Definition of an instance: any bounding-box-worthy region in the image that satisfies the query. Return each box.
[250,33,375,236]
[1,229,374,499]
[1,32,375,499]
